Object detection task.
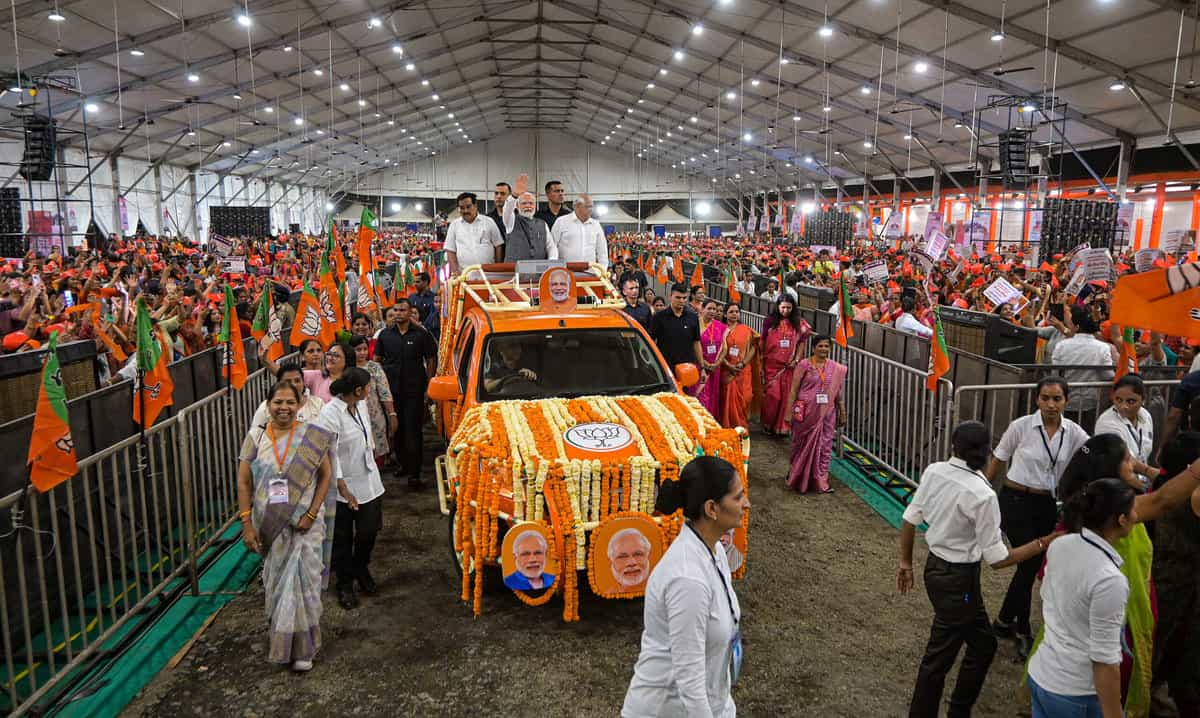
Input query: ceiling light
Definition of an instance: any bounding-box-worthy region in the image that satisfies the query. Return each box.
[646,82,655,89]
[236,13,251,27]
[637,99,645,104]
[726,90,736,99]
[743,132,752,141]
[316,129,324,135]
[391,202,401,212]
[1109,81,1125,91]
[751,79,760,86]
[358,98,367,106]
[130,48,144,56]
[601,141,607,145]
[392,44,403,54]
[388,119,395,125]
[368,17,382,28]
[1021,102,1036,112]
[313,67,323,76]
[903,133,912,140]
[674,50,684,61]
[914,61,928,74]
[282,45,293,52]
[251,149,260,154]
[431,93,439,100]
[340,82,350,91]
[405,63,415,72]
[223,140,232,147]
[48,10,64,21]
[84,102,98,113]
[792,115,802,121]
[860,86,870,95]
[696,201,711,215]
[187,72,200,83]
[263,106,273,113]
[616,123,622,128]
[447,112,454,118]
[421,79,429,86]
[991,31,1004,42]
[953,120,963,128]
[659,68,667,76]
[780,57,789,65]
[863,140,872,148]
[804,155,813,163]
[819,25,833,37]
[187,129,196,136]
[325,202,335,211]
[692,24,703,35]
[293,117,303,125]
[374,112,381,117]
[823,105,832,112]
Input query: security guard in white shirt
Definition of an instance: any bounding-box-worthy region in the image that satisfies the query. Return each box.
[899,421,1059,718]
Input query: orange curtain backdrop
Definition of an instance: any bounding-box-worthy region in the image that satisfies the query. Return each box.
[1148,182,1167,249]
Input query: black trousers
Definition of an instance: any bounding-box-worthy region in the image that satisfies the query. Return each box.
[997,487,1059,636]
[391,391,425,480]
[909,555,997,718]
[332,496,382,588]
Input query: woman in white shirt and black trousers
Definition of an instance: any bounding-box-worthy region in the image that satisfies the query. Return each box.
[318,367,386,610]
[985,376,1090,658]
[622,456,750,718]
[899,421,1060,718]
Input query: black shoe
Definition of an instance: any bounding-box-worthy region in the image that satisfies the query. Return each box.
[357,572,378,595]
[992,618,1017,639]
[1015,633,1034,660]
[337,586,359,610]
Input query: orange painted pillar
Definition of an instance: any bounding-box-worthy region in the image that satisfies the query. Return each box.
[1148,182,1166,248]
[903,205,911,236]
[799,212,806,236]
[1190,193,1200,233]
[1134,218,1145,250]
[987,198,999,253]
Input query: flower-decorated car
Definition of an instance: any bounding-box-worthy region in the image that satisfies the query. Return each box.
[428,262,750,621]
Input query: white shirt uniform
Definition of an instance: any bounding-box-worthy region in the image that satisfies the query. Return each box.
[1051,335,1115,412]
[895,312,934,338]
[316,397,385,505]
[992,412,1090,493]
[622,527,739,718]
[902,457,1010,565]
[1029,529,1129,696]
[1094,406,1154,484]
[444,214,504,269]
[550,212,609,268]
[250,394,325,430]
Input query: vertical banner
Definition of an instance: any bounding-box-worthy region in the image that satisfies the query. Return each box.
[882,210,904,241]
[1027,209,1043,245]
[118,196,130,232]
[923,211,943,243]
[967,212,991,254]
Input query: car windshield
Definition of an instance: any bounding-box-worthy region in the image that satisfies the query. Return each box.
[479,329,672,401]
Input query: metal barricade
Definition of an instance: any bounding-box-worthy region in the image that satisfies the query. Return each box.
[0,363,274,716]
[951,379,1180,458]
[833,343,953,488]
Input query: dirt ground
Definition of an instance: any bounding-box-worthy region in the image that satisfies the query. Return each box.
[124,433,1039,718]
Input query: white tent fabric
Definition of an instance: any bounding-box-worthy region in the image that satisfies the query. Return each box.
[643,205,694,226]
[596,204,639,225]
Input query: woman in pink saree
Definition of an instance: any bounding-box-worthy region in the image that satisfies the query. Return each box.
[760,297,811,436]
[690,298,727,418]
[785,335,847,494]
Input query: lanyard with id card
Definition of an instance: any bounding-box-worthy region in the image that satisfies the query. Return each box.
[266,423,297,504]
[686,524,743,685]
[349,407,374,472]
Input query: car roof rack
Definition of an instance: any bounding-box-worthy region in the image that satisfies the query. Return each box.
[451,262,623,314]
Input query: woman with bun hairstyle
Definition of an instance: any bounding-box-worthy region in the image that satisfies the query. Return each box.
[622,456,750,718]
[316,367,385,611]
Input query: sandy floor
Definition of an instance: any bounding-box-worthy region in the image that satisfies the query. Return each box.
[124,433,1038,717]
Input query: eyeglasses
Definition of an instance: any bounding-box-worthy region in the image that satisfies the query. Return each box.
[325,352,344,359]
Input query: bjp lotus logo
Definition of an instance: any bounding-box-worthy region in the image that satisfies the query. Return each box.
[564,422,633,451]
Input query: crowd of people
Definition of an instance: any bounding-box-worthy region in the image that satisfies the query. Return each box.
[6,173,1200,718]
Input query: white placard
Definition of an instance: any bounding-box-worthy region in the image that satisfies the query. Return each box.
[982,277,1022,307]
[882,211,904,240]
[1134,248,1163,273]
[1027,210,1043,245]
[923,212,943,243]
[923,230,949,261]
[1084,248,1112,281]
[1067,245,1091,274]
[1064,266,1088,297]
[1162,229,1189,255]
[219,257,246,274]
[209,234,234,257]
[863,260,889,284]
[1116,202,1134,233]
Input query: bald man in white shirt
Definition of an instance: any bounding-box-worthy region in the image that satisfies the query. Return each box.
[550,193,608,270]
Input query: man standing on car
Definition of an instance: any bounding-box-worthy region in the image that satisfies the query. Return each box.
[374,300,437,489]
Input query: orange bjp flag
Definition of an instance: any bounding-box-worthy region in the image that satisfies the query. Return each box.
[132,299,175,428]
[27,332,78,492]
[1110,262,1200,340]
[690,260,704,288]
[218,285,248,390]
[290,282,324,348]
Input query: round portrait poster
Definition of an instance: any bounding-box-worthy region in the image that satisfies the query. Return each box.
[500,522,559,592]
[538,267,577,312]
[589,515,665,598]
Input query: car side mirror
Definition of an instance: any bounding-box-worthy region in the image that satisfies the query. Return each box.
[673,363,700,389]
[427,375,462,402]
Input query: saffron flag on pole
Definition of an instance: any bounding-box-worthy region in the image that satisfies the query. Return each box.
[673,255,684,283]
[357,268,378,314]
[726,263,742,304]
[1110,262,1200,339]
[133,299,174,428]
[689,260,704,288]
[926,306,951,391]
[27,332,78,492]
[219,285,248,390]
[251,288,284,362]
[834,274,854,348]
[317,250,343,347]
[1114,326,1139,381]
[376,269,394,309]
[290,282,323,347]
[328,219,347,284]
[358,207,377,272]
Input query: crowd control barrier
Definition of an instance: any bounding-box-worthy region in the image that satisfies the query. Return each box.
[0,358,275,716]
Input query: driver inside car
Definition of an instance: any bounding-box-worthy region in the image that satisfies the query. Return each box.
[483,338,539,394]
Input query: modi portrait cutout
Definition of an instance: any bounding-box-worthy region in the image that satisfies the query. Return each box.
[589,515,664,598]
[501,523,558,592]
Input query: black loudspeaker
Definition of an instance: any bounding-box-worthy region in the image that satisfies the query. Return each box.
[209,206,271,237]
[288,223,300,234]
[984,315,1038,364]
[19,116,56,182]
[999,129,1031,189]
[0,188,22,257]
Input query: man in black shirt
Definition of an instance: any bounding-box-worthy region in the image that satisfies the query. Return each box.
[533,179,571,230]
[649,282,701,369]
[619,274,651,331]
[407,272,435,324]
[374,300,437,488]
[485,181,511,241]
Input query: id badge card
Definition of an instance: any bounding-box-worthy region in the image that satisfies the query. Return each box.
[268,476,288,504]
[779,339,790,348]
[729,347,741,358]
[729,629,744,685]
[362,450,375,473]
[707,344,718,354]
[815,393,830,404]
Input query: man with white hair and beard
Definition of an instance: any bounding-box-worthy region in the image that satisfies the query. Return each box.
[501,173,556,261]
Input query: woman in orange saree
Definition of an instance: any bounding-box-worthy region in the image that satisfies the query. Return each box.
[760,297,810,436]
[719,303,758,431]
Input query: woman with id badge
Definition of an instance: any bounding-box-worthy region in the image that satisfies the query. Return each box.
[785,335,846,494]
[691,299,728,419]
[622,457,749,718]
[760,297,811,437]
[317,368,386,611]
[719,304,758,431]
[236,380,336,672]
